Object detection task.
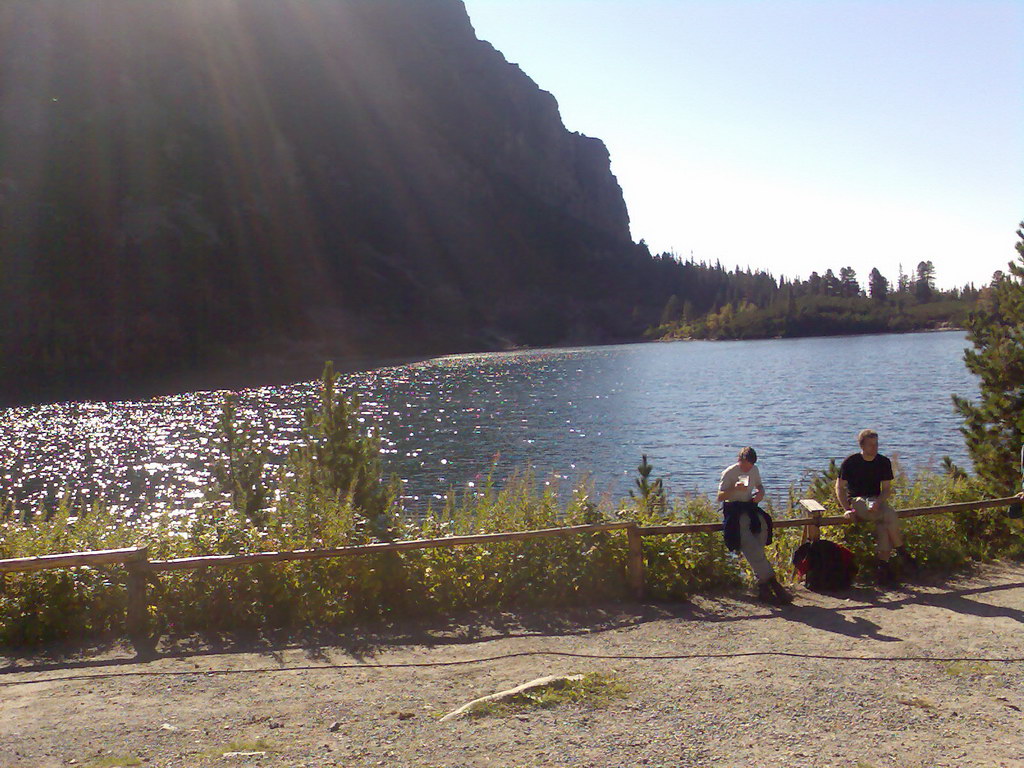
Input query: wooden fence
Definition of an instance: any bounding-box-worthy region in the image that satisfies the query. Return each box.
[1,496,1019,657]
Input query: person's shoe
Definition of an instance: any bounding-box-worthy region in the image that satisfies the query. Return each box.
[758,580,782,605]
[875,559,899,587]
[769,576,794,605]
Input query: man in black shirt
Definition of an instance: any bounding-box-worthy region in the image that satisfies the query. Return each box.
[835,429,917,585]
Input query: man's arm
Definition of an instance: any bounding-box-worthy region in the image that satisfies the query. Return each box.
[717,485,742,502]
[835,477,851,511]
[878,479,892,503]
[716,472,730,502]
[837,476,858,520]
[751,482,765,504]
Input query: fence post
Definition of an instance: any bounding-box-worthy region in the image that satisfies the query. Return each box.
[626,525,646,599]
[798,499,825,543]
[125,547,156,659]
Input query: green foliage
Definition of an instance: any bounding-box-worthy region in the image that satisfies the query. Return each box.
[411,477,628,613]
[869,267,889,301]
[941,455,968,482]
[1,463,742,645]
[660,293,971,341]
[953,223,1024,496]
[211,394,268,524]
[465,672,628,718]
[941,660,996,678]
[636,497,745,599]
[285,362,396,542]
[645,253,976,342]
[0,498,138,645]
[915,260,937,302]
[630,454,666,516]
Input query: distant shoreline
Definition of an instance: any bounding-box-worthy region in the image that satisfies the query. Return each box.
[655,324,965,344]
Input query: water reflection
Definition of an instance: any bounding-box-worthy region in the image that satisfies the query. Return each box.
[0,332,977,516]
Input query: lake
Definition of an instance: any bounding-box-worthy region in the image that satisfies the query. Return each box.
[0,331,977,514]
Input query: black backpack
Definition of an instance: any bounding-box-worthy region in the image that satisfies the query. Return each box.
[792,539,857,592]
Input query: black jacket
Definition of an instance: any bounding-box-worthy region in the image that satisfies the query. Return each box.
[722,501,773,553]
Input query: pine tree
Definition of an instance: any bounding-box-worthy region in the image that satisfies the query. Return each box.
[823,269,841,297]
[630,454,666,516]
[868,268,889,301]
[839,266,860,297]
[915,260,936,302]
[806,271,822,295]
[897,264,910,294]
[213,394,268,523]
[952,223,1024,495]
[289,362,394,538]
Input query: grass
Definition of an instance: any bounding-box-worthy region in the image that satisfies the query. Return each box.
[465,672,629,718]
[942,660,997,677]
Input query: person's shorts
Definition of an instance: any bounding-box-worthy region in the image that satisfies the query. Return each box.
[851,497,896,524]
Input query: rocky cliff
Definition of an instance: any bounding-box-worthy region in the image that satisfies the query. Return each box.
[0,0,651,403]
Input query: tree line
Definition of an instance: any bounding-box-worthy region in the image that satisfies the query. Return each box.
[646,253,983,341]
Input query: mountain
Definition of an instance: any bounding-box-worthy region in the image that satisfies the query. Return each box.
[0,0,656,404]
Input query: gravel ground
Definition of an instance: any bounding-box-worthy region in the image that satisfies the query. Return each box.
[3,562,1024,768]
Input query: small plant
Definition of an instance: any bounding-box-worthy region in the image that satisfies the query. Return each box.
[942,660,996,678]
[630,454,666,517]
[466,673,628,718]
[286,361,396,542]
[211,393,269,524]
[941,455,968,481]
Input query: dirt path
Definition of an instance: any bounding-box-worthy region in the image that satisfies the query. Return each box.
[3,563,1024,768]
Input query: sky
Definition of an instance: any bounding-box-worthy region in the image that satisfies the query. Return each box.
[461,0,1024,290]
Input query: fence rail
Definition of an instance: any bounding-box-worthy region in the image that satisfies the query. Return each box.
[0,546,148,574]
[142,521,636,573]
[635,496,1020,536]
[1,496,1019,657]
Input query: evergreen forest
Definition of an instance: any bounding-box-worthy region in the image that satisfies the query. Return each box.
[647,256,982,341]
